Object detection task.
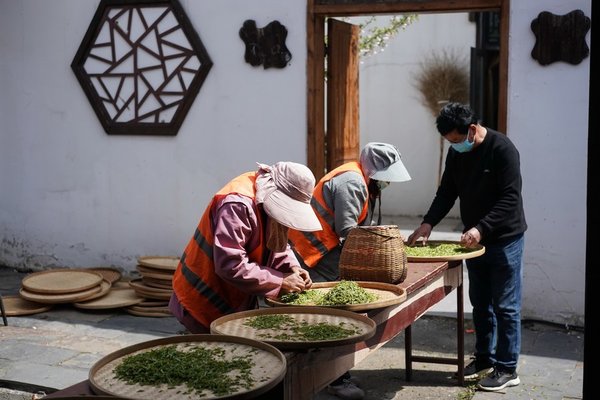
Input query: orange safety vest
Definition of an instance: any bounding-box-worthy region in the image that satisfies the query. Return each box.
[288,162,368,267]
[171,172,264,328]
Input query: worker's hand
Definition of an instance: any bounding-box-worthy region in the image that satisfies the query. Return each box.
[460,228,481,248]
[281,271,308,294]
[407,223,433,246]
[291,266,313,289]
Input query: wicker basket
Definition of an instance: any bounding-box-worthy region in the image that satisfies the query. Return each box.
[339,225,408,284]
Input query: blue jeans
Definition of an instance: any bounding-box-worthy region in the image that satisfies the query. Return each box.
[466,234,524,373]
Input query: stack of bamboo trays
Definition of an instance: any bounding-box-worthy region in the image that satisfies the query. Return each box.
[127,256,179,317]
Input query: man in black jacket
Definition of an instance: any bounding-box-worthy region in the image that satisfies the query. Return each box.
[408,102,527,392]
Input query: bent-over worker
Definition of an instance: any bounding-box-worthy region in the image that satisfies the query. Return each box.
[169,161,321,333]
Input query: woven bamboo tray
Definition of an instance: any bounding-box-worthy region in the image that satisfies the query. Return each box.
[125,307,172,318]
[74,288,144,310]
[128,278,172,300]
[136,265,174,280]
[89,334,286,400]
[404,240,485,262]
[1,295,53,316]
[264,281,407,311]
[19,279,111,304]
[88,267,122,284]
[39,398,123,400]
[141,276,173,290]
[210,306,376,350]
[137,256,179,271]
[21,269,104,294]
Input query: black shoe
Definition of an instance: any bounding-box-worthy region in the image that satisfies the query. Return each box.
[477,369,520,391]
[327,379,364,400]
[459,359,494,381]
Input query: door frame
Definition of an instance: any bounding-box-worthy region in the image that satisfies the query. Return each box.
[306,0,509,179]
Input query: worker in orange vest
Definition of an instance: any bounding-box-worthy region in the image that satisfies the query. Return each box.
[289,142,411,282]
[288,142,411,400]
[169,162,321,333]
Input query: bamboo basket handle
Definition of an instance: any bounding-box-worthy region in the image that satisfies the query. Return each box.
[359,227,403,240]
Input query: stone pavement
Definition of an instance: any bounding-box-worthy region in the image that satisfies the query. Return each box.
[0,266,584,400]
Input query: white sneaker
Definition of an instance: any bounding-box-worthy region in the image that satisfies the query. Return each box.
[327,379,365,400]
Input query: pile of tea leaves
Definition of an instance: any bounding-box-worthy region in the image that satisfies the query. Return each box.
[319,280,378,305]
[404,242,474,257]
[279,280,378,306]
[113,344,256,396]
[243,314,361,341]
[279,289,324,305]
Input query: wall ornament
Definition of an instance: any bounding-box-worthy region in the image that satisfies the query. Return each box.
[531,9,590,66]
[71,0,213,135]
[239,20,292,69]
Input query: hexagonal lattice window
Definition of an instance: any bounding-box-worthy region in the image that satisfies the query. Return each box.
[71,0,212,135]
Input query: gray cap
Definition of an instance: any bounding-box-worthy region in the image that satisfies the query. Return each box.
[359,142,411,182]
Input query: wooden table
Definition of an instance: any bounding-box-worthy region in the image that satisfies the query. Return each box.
[280,260,464,399]
[45,260,464,399]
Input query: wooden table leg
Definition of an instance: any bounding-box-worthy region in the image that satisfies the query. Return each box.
[0,294,8,326]
[457,274,464,386]
[403,262,465,386]
[405,324,413,381]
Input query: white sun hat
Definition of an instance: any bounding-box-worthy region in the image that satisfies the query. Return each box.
[255,162,322,231]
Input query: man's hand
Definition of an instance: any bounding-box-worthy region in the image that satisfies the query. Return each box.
[460,227,481,248]
[407,223,433,246]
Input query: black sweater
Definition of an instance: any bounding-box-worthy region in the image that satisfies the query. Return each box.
[422,129,527,245]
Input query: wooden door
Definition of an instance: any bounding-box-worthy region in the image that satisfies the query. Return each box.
[326,18,361,171]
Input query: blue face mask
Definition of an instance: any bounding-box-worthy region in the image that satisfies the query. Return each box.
[450,132,474,153]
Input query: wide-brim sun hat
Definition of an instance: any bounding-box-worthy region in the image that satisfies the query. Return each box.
[255,162,322,231]
[360,142,411,182]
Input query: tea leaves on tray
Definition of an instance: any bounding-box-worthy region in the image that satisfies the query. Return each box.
[279,289,324,305]
[243,315,362,341]
[290,321,361,341]
[243,314,296,330]
[404,242,474,257]
[279,280,378,306]
[113,344,255,396]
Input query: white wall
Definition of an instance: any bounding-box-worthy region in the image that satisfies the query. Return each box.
[507,0,589,326]
[0,0,307,270]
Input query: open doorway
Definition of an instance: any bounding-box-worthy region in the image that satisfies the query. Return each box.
[306,0,509,182]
